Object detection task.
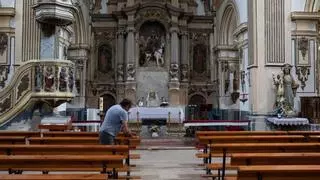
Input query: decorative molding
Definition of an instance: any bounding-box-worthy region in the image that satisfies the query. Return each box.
[296,66,310,90]
[291,12,320,21]
[17,74,30,101]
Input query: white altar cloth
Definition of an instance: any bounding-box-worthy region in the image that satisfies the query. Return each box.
[266,117,309,126]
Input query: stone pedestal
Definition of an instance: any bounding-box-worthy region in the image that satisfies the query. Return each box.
[168,82,180,105]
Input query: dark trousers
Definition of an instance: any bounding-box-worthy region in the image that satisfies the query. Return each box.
[99,131,115,145]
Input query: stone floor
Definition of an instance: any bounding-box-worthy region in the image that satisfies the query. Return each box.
[132,149,207,180]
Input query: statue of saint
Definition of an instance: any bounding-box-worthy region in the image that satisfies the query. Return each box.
[146,91,160,107]
[273,64,299,117]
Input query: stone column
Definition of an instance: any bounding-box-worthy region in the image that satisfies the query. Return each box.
[124,15,136,103]
[209,32,214,82]
[180,31,189,82]
[68,46,89,108]
[116,29,125,101]
[170,27,179,65]
[168,26,180,105]
[116,30,125,82]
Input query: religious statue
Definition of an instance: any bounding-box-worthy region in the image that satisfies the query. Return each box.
[169,64,179,81]
[68,68,74,92]
[126,64,135,81]
[272,64,299,117]
[35,65,43,91]
[139,25,165,67]
[59,67,67,92]
[146,91,160,107]
[181,64,189,82]
[117,64,124,82]
[44,66,54,92]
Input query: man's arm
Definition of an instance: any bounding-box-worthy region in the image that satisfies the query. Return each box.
[120,112,132,136]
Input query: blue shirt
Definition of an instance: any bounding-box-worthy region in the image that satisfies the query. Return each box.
[99,104,128,136]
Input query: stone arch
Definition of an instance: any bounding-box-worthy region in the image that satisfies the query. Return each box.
[189,93,207,105]
[305,0,320,12]
[219,1,240,45]
[70,3,90,45]
[134,3,170,32]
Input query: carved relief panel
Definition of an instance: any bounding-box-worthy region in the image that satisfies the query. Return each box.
[138,22,166,67]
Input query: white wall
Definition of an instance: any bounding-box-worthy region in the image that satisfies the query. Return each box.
[0,0,15,7]
[235,0,248,23]
[291,0,306,11]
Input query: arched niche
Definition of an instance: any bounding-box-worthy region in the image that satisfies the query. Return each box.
[97,44,113,73]
[219,3,239,45]
[101,94,116,113]
[138,21,166,67]
[189,94,207,105]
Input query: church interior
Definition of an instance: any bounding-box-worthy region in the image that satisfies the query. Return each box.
[0,0,319,179]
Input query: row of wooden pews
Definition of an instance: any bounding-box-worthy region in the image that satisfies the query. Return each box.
[0,131,141,180]
[196,131,320,180]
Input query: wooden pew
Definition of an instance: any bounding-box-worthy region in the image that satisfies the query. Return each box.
[0,154,125,178]
[198,135,308,176]
[196,131,287,137]
[236,165,320,180]
[0,137,27,144]
[230,152,320,166]
[197,135,307,163]
[198,135,307,145]
[206,143,320,179]
[0,144,129,156]
[0,174,108,180]
[0,131,39,137]
[28,137,100,145]
[28,136,141,149]
[42,131,98,137]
